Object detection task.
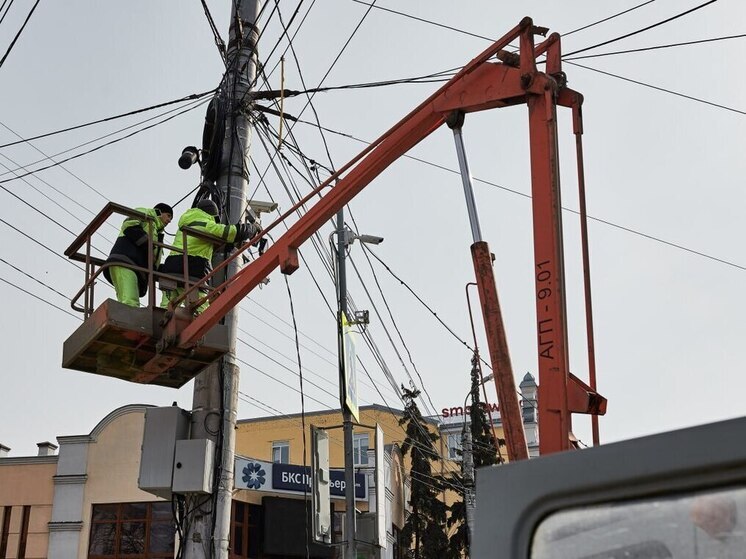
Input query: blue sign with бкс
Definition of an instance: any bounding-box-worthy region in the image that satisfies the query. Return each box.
[272,463,367,500]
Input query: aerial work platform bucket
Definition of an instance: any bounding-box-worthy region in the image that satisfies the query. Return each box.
[63,203,234,388]
[62,299,230,388]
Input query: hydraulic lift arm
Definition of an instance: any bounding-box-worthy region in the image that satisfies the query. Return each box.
[170,17,604,458]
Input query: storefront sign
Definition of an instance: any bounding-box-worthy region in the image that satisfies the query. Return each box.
[274,463,367,500]
[235,457,367,501]
[441,402,500,418]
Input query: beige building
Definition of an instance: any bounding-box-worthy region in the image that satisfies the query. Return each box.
[0,404,413,559]
[0,381,538,559]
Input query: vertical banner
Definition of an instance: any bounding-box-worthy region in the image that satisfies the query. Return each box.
[311,426,331,544]
[375,424,386,549]
[341,311,360,422]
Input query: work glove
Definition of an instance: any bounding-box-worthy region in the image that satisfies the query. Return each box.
[234,223,258,244]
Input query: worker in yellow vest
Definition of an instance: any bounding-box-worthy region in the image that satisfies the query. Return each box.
[104,203,173,307]
[159,199,255,314]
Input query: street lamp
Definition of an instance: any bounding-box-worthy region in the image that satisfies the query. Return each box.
[331,211,383,558]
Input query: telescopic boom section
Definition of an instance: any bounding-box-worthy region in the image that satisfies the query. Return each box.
[173,17,605,457]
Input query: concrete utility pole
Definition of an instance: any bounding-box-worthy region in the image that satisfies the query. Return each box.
[461,428,475,547]
[336,208,357,559]
[184,2,262,558]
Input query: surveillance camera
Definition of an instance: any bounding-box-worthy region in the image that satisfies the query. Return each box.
[358,234,384,245]
[247,199,279,214]
[178,146,200,170]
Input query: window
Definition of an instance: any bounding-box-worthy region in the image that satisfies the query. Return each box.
[392,525,402,559]
[88,502,175,558]
[0,506,10,558]
[447,433,463,460]
[353,433,369,466]
[17,506,30,559]
[230,501,262,559]
[271,441,289,464]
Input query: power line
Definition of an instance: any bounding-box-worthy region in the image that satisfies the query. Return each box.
[255,112,483,415]
[254,116,447,418]
[247,0,314,92]
[0,256,70,300]
[0,0,16,26]
[347,253,438,418]
[360,243,479,356]
[349,0,492,42]
[0,89,214,149]
[563,33,746,61]
[285,117,746,272]
[0,95,209,177]
[0,0,40,69]
[0,273,80,320]
[0,121,113,211]
[0,216,83,269]
[237,356,334,409]
[331,1,741,118]
[199,0,227,64]
[0,98,211,185]
[562,0,658,37]
[252,116,453,447]
[564,0,719,57]
[237,337,339,402]
[566,60,746,117]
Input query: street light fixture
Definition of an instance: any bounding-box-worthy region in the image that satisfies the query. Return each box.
[331,217,382,559]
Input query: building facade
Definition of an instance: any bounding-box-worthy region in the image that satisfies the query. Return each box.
[0,379,538,559]
[0,405,412,559]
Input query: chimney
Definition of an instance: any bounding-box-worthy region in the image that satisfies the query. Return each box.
[37,442,58,456]
[0,444,9,458]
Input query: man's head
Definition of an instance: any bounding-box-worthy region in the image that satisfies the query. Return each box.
[154,203,174,226]
[196,199,220,218]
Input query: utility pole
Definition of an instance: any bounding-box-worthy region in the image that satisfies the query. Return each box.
[336,208,357,559]
[461,428,475,547]
[184,2,262,558]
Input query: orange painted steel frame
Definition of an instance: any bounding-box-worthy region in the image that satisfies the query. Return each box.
[173,17,605,456]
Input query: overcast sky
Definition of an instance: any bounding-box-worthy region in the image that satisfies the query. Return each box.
[0,0,744,457]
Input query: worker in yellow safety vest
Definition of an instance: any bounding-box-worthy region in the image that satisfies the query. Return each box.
[159,199,255,314]
[103,203,173,307]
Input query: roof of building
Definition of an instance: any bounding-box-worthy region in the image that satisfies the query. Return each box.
[236,403,442,425]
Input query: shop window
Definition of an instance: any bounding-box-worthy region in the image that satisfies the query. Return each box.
[88,502,175,558]
[353,433,369,466]
[272,441,289,464]
[230,501,263,559]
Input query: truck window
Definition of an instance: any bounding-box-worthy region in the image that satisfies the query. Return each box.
[530,486,746,559]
